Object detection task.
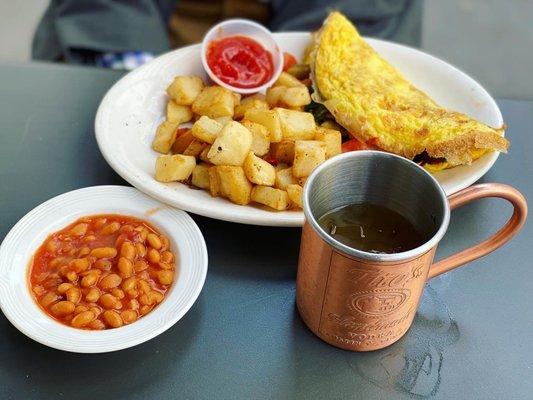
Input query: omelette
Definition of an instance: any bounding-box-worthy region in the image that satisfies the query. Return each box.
[308,12,508,170]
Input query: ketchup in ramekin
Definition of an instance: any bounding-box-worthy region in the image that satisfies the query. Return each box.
[206,35,274,89]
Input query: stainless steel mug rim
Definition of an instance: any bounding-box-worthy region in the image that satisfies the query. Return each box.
[302,151,451,263]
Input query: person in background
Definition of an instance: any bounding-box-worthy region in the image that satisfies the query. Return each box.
[33,0,422,70]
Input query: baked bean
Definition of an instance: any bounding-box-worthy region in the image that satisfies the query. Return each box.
[70,258,89,273]
[43,277,62,289]
[99,273,122,290]
[160,235,170,251]
[50,301,75,317]
[121,277,137,292]
[117,257,133,278]
[139,293,153,306]
[88,319,105,330]
[102,310,123,328]
[80,273,97,287]
[65,271,77,282]
[66,287,81,304]
[90,306,101,317]
[93,217,107,229]
[93,259,112,271]
[158,262,173,270]
[57,282,73,294]
[33,285,46,296]
[99,293,119,309]
[70,223,88,236]
[74,305,89,314]
[100,222,120,235]
[120,242,136,260]
[134,260,148,272]
[40,291,59,308]
[121,310,138,324]
[78,246,91,257]
[129,299,139,310]
[46,241,58,252]
[111,288,125,299]
[150,291,164,304]
[139,305,152,316]
[50,257,66,268]
[146,233,162,250]
[135,243,146,258]
[157,270,174,285]
[90,247,117,259]
[71,311,95,328]
[120,224,134,233]
[147,248,160,264]
[161,251,174,264]
[83,235,97,242]
[85,287,100,303]
[126,289,139,298]
[138,280,151,294]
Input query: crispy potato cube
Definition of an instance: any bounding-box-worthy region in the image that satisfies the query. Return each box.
[234,94,269,119]
[166,101,193,123]
[191,116,222,144]
[315,127,342,158]
[208,166,221,197]
[210,166,252,205]
[183,140,206,157]
[297,176,307,187]
[266,86,286,107]
[273,71,303,88]
[191,163,212,190]
[167,76,204,105]
[207,121,252,166]
[192,86,235,118]
[241,120,270,156]
[275,167,298,190]
[251,186,290,211]
[275,108,316,140]
[155,155,196,182]
[280,86,311,107]
[243,152,275,186]
[293,140,326,178]
[270,140,295,164]
[286,184,303,208]
[199,145,211,163]
[171,130,194,154]
[152,120,179,154]
[244,109,282,143]
[214,116,233,125]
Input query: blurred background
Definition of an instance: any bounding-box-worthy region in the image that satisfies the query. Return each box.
[0,0,530,99]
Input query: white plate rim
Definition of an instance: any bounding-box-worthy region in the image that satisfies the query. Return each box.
[95,32,503,227]
[0,185,208,353]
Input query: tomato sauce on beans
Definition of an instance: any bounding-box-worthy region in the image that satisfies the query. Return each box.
[29,214,176,330]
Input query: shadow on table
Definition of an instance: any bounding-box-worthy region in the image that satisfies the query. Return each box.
[0,297,205,399]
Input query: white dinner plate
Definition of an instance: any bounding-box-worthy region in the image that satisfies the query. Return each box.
[0,186,208,353]
[95,32,504,227]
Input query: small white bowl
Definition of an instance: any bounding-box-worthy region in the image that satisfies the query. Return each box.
[201,19,283,94]
[0,186,208,353]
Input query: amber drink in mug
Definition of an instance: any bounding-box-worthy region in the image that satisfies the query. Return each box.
[297,151,527,351]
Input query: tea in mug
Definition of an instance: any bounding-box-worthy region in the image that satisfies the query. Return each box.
[317,202,425,254]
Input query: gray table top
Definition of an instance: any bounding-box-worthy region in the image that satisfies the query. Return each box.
[0,62,531,400]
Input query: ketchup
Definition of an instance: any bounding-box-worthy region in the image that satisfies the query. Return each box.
[207,35,274,89]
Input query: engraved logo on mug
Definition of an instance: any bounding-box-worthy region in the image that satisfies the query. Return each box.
[348,289,411,316]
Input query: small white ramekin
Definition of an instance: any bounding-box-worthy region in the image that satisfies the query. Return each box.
[201,19,283,95]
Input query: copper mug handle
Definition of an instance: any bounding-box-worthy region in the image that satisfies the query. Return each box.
[428,183,528,279]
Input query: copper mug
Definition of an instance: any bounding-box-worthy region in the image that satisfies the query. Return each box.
[296,151,527,351]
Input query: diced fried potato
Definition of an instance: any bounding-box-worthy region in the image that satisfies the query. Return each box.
[210,166,252,205]
[293,140,326,178]
[244,109,282,142]
[199,145,211,163]
[207,121,252,166]
[166,101,193,123]
[286,64,311,80]
[266,86,286,107]
[243,152,275,186]
[275,163,289,171]
[241,120,270,156]
[234,94,269,119]
[297,176,308,187]
[152,120,179,154]
[251,186,290,210]
[280,86,311,107]
[274,108,315,140]
[286,184,303,208]
[183,140,206,157]
[321,120,343,131]
[275,167,298,190]
[273,71,304,88]
[214,116,233,125]
[315,127,342,158]
[171,130,194,154]
[167,76,204,105]
[191,162,212,189]
[192,86,235,118]
[155,154,196,182]
[191,116,222,144]
[270,140,295,164]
